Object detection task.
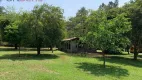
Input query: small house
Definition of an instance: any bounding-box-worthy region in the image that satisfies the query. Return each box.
[60,37,79,53]
[59,37,96,53]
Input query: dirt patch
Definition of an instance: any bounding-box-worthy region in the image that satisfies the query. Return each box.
[0,71,13,76]
[28,64,59,74]
[60,56,69,61]
[87,53,103,58]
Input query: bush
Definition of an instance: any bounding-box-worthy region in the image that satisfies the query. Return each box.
[104,49,122,54]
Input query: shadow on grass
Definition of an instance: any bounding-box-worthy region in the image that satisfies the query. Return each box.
[0,48,17,51]
[0,53,59,61]
[76,62,129,77]
[105,53,128,55]
[60,51,128,59]
[0,47,56,51]
[96,56,142,68]
[138,55,142,58]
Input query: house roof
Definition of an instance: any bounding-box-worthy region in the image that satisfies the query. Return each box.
[62,37,79,41]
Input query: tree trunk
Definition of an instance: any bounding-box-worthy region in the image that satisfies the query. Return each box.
[51,47,53,53]
[19,45,20,57]
[50,46,52,50]
[15,44,18,50]
[49,46,53,53]
[37,46,41,55]
[126,45,130,55]
[127,48,129,54]
[83,43,86,56]
[134,45,138,60]
[103,52,106,68]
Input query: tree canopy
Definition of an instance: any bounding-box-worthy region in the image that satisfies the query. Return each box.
[19,4,65,55]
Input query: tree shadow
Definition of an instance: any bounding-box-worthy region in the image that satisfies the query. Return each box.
[138,55,142,58]
[0,47,55,51]
[76,62,129,78]
[105,53,128,55]
[60,52,128,59]
[0,47,17,51]
[96,56,142,68]
[0,53,59,61]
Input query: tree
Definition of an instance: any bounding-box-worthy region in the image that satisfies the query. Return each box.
[42,5,65,53]
[84,11,131,67]
[0,16,10,43]
[0,7,22,48]
[21,4,65,55]
[0,6,5,14]
[67,7,88,38]
[2,8,22,49]
[4,21,21,49]
[66,17,77,37]
[99,0,119,10]
[0,6,9,43]
[18,12,33,52]
[66,7,89,53]
[123,0,142,60]
[99,0,121,20]
[98,0,129,54]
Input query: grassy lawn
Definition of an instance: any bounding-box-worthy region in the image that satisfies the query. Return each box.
[0,48,142,80]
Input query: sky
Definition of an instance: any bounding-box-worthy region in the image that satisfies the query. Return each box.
[0,0,130,18]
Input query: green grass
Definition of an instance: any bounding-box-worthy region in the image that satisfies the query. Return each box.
[0,48,142,80]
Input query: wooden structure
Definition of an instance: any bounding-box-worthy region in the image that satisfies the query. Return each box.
[60,37,79,53]
[59,37,97,53]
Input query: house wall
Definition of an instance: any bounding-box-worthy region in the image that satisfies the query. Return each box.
[60,39,97,53]
[61,40,78,53]
[70,41,78,53]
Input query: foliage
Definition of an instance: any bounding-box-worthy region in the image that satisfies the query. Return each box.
[84,11,131,51]
[20,4,65,54]
[4,21,21,49]
[83,11,131,67]
[0,6,9,42]
[66,7,89,38]
[122,0,142,60]
[2,9,21,49]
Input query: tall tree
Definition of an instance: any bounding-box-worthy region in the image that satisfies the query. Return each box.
[21,4,65,55]
[99,0,121,20]
[0,6,8,43]
[67,7,88,38]
[42,5,65,53]
[85,11,131,67]
[99,0,119,10]
[98,0,128,54]
[123,0,142,60]
[4,21,21,49]
[2,8,21,49]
